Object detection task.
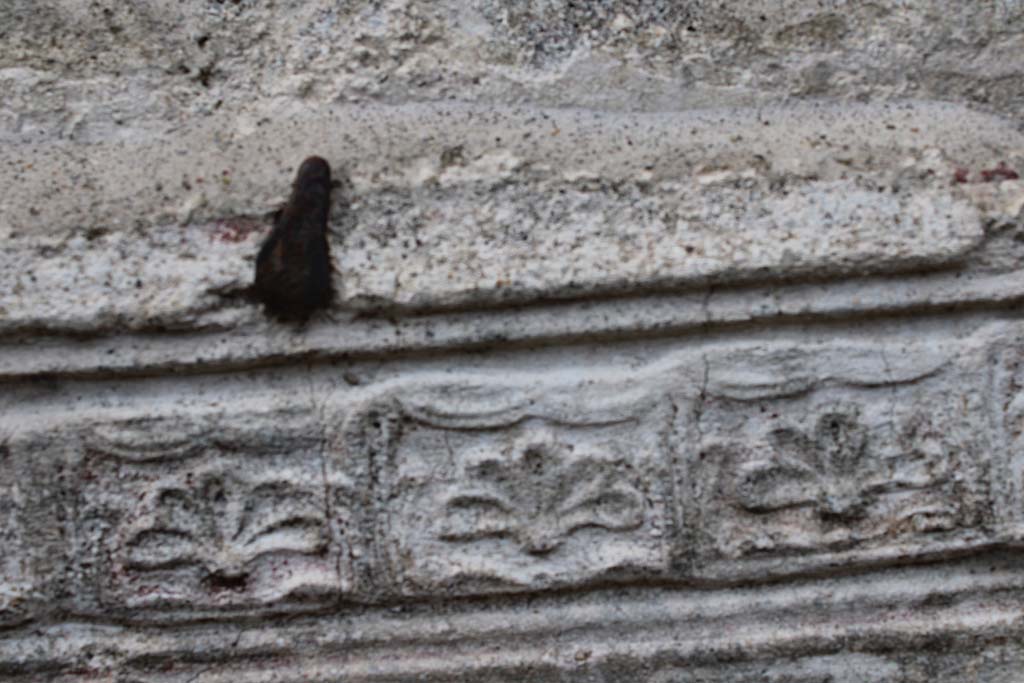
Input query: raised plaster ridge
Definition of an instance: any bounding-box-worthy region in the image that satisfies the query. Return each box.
[0,268,1019,380]
[1,100,1021,343]
[0,554,1021,681]
[4,2,1024,680]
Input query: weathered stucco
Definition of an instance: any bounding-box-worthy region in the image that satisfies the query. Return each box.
[1,1,1024,682]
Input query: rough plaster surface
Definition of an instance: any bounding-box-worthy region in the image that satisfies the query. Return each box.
[2,1,1024,682]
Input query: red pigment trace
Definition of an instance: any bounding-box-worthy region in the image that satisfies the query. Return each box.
[952,162,1019,184]
[980,162,1019,182]
[213,218,263,243]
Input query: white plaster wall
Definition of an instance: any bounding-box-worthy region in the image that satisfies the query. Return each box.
[1,1,1024,681]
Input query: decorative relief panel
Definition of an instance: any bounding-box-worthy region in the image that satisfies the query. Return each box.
[729,408,964,533]
[0,466,29,626]
[0,433,55,627]
[681,342,996,579]
[336,382,674,597]
[992,329,1024,532]
[70,410,350,619]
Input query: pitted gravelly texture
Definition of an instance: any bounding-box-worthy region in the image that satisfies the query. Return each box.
[341,179,982,308]
[0,101,1021,334]
[3,2,1024,682]
[2,1,1023,145]
[2,100,1020,240]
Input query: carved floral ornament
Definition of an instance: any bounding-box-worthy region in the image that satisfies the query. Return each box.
[434,425,647,555]
[1008,379,1024,450]
[121,468,326,588]
[729,408,957,528]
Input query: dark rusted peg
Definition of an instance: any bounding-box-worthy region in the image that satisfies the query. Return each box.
[253,156,335,322]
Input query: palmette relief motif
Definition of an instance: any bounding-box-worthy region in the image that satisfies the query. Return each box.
[435,426,646,555]
[122,468,327,590]
[732,410,958,532]
[696,401,988,562]
[71,411,350,618]
[685,341,995,573]
[338,385,673,597]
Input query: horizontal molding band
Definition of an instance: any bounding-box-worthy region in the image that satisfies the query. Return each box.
[1,268,1022,380]
[1,551,1021,681]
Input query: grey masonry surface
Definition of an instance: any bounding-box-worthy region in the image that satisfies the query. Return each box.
[2,1,1024,681]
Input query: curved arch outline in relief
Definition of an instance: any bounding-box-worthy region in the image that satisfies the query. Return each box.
[338,380,672,597]
[81,412,341,612]
[84,415,220,463]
